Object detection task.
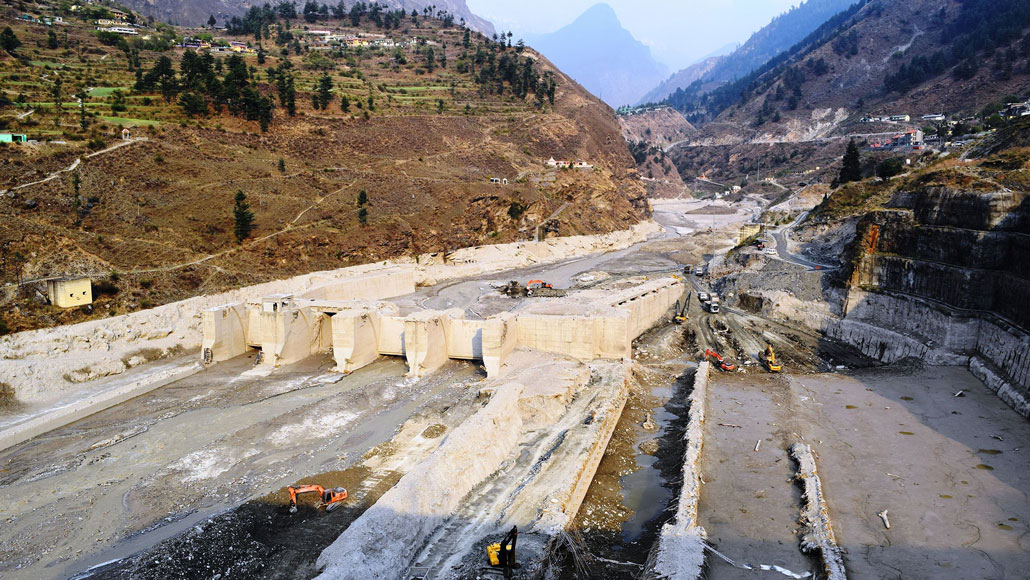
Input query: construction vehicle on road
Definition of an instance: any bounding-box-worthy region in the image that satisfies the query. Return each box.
[705,348,737,372]
[761,345,782,372]
[697,292,721,313]
[287,484,348,513]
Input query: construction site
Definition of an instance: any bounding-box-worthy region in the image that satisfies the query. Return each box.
[2,189,1029,580]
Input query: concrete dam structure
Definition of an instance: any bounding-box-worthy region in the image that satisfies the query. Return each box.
[830,186,1030,417]
[203,269,683,378]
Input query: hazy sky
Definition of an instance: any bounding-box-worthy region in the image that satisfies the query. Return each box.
[466,0,802,71]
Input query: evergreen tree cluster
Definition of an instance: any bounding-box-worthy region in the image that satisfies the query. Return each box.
[837,139,862,185]
[884,0,1030,94]
[136,52,274,130]
[455,36,556,104]
[224,1,456,36]
[233,190,255,242]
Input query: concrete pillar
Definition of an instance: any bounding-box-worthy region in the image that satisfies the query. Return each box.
[481,313,517,378]
[256,296,329,367]
[201,303,248,362]
[331,309,379,373]
[404,311,449,378]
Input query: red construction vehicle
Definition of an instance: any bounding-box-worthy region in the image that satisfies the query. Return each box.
[705,348,737,372]
[287,484,348,513]
[526,280,553,290]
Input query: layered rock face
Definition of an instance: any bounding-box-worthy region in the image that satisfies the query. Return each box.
[830,187,1030,417]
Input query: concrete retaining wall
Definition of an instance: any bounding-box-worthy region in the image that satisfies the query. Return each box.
[516,313,631,360]
[482,314,516,378]
[446,318,485,360]
[300,268,415,302]
[647,361,710,580]
[205,276,684,381]
[832,289,1030,418]
[314,384,526,580]
[404,311,450,378]
[330,308,379,373]
[201,303,248,362]
[257,302,331,367]
[377,316,406,356]
[611,278,683,339]
[0,360,201,452]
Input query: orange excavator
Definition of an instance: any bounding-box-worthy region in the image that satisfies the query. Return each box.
[287,484,348,513]
[705,348,737,372]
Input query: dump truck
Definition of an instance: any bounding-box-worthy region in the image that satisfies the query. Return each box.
[708,296,721,314]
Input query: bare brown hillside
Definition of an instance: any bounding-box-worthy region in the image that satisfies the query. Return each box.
[0,10,647,333]
[618,106,695,147]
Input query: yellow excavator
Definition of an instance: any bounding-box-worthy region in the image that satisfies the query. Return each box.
[673,299,689,324]
[762,345,782,372]
[486,526,519,578]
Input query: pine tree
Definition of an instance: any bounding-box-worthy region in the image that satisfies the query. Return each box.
[357,189,368,206]
[316,73,333,109]
[278,158,286,173]
[838,139,862,185]
[0,27,19,54]
[233,190,255,242]
[51,75,63,117]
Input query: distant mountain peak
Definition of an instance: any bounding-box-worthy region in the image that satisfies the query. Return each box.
[577,3,619,24]
[526,3,666,107]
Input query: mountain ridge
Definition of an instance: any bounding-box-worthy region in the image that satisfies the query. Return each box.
[524,3,667,107]
[644,0,855,109]
[0,5,645,333]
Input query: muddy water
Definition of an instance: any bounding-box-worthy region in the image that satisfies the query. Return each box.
[558,326,695,578]
[618,383,677,543]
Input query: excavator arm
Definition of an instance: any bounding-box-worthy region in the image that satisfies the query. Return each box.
[288,484,348,513]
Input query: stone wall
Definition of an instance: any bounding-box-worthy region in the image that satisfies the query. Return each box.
[829,187,1030,418]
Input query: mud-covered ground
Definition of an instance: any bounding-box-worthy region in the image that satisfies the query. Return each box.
[86,464,400,580]
[0,356,485,580]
